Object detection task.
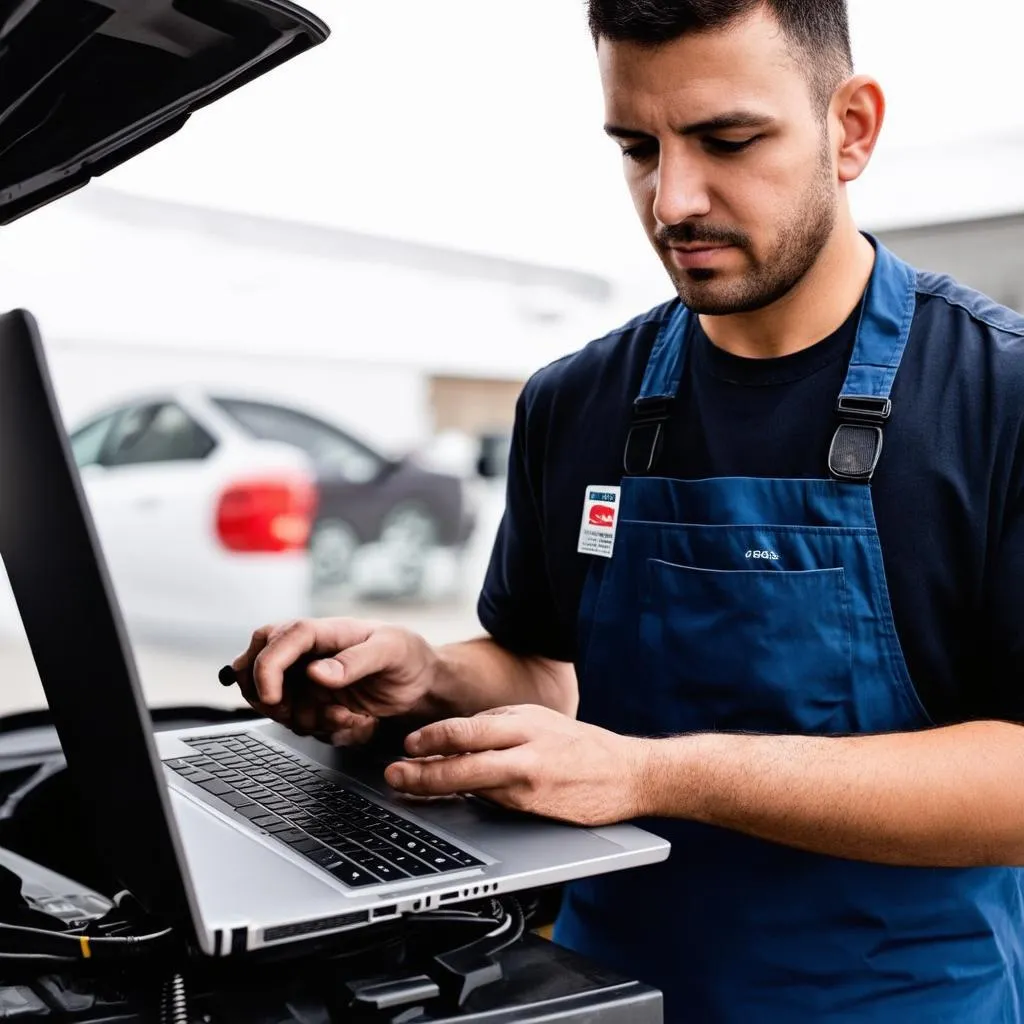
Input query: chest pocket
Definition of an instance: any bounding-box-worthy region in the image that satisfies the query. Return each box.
[637,558,856,736]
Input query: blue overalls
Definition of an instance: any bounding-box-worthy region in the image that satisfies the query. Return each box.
[554,241,1024,1021]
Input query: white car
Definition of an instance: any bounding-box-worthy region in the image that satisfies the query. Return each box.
[67,390,317,647]
[63,389,477,648]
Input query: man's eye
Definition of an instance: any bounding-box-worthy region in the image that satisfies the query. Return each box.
[705,136,761,154]
[622,142,657,162]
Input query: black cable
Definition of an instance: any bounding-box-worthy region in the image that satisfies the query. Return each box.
[0,951,77,963]
[407,912,502,928]
[484,897,525,956]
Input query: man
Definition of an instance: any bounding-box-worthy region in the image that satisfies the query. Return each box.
[231,1,1024,1019]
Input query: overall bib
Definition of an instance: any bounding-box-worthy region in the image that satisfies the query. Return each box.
[554,243,1024,1022]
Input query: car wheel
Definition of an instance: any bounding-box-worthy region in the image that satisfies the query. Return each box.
[309,518,360,591]
[379,503,439,596]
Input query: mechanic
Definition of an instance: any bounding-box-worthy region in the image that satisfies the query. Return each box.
[230,1,1024,1019]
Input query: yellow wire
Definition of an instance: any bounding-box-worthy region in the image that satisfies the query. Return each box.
[79,936,92,959]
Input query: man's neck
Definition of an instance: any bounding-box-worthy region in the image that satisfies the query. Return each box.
[698,224,875,360]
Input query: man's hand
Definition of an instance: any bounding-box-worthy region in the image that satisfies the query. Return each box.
[384,705,650,826]
[230,618,439,745]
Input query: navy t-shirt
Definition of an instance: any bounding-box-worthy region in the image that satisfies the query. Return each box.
[478,269,1024,726]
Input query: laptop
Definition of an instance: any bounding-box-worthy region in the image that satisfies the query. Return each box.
[0,308,670,957]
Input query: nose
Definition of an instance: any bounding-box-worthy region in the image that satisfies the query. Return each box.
[652,146,712,228]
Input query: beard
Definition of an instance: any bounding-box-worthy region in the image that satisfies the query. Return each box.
[657,147,837,316]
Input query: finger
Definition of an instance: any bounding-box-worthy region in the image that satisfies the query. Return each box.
[384,750,519,796]
[252,619,375,705]
[229,624,277,700]
[405,715,531,758]
[292,700,320,736]
[233,664,292,723]
[232,623,275,675]
[305,639,395,696]
[321,705,375,731]
[328,717,378,747]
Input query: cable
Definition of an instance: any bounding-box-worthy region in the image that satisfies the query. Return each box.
[484,897,525,956]
[407,912,502,928]
[0,920,172,955]
[0,951,78,963]
[160,972,188,1024]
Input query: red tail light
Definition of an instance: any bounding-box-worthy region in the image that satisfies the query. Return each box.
[215,475,318,553]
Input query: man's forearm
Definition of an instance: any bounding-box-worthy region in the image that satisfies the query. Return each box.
[416,637,577,720]
[638,721,1024,867]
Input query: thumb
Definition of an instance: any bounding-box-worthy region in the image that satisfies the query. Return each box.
[307,637,395,690]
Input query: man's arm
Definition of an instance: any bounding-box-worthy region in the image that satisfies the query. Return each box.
[416,638,578,720]
[387,707,1024,868]
[640,721,1024,866]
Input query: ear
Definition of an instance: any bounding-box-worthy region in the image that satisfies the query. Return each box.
[832,75,885,184]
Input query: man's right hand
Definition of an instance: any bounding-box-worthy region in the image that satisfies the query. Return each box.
[230,618,439,746]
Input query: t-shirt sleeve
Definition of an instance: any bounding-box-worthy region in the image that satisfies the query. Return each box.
[477,383,574,662]
[985,481,1024,723]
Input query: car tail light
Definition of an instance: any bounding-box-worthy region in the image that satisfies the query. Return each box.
[215,475,318,553]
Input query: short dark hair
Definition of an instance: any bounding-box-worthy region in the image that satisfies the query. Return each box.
[587,0,853,112]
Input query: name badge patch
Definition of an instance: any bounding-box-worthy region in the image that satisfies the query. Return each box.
[578,485,621,558]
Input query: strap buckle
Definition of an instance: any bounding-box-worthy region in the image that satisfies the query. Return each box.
[623,397,671,476]
[829,395,892,483]
[835,395,892,424]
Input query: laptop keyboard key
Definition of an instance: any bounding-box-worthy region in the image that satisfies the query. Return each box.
[251,814,283,828]
[235,805,264,819]
[291,839,323,855]
[220,792,253,808]
[366,860,406,881]
[197,779,232,796]
[329,861,378,888]
[308,848,344,869]
[389,852,436,877]
[333,841,363,856]
[422,851,463,871]
[276,829,308,845]
[347,849,381,867]
[264,821,294,834]
[428,839,483,866]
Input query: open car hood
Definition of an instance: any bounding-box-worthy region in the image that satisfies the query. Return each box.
[0,0,329,224]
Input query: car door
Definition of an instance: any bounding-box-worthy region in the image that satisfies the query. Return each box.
[74,401,219,627]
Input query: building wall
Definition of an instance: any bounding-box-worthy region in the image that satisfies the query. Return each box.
[876,215,1024,311]
[429,376,525,436]
[0,190,615,452]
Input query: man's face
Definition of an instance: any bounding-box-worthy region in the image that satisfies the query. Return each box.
[598,10,840,315]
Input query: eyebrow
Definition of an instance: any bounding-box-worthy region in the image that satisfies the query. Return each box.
[604,113,776,140]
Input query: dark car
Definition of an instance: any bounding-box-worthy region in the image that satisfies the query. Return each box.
[211,396,476,594]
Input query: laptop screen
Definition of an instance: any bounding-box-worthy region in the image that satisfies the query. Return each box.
[0,309,201,932]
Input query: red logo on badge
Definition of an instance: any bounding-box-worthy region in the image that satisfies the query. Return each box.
[589,505,616,528]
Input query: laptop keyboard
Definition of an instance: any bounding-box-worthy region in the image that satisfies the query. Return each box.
[164,733,482,889]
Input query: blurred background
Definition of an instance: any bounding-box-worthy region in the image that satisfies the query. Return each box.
[0,0,1022,716]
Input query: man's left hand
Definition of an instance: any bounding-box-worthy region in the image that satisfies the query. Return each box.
[383,705,650,826]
